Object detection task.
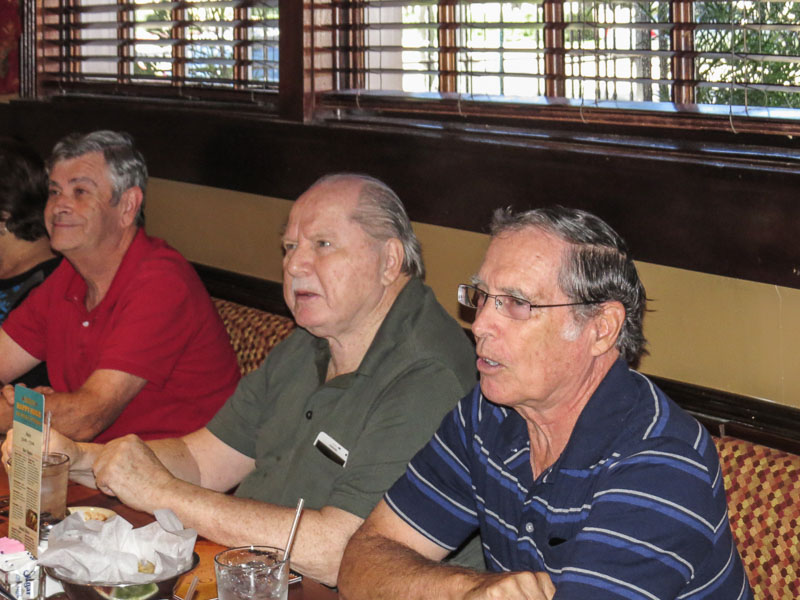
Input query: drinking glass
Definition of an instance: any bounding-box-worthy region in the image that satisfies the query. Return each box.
[214,546,288,600]
[6,452,70,535]
[40,453,70,527]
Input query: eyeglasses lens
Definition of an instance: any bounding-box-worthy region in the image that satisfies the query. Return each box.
[471,288,487,309]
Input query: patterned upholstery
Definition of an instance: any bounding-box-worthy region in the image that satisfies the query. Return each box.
[213,297,295,375]
[715,436,800,599]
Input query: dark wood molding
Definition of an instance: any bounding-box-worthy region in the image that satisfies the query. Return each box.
[193,263,292,318]
[648,376,800,455]
[317,91,800,140]
[3,97,800,291]
[196,263,800,454]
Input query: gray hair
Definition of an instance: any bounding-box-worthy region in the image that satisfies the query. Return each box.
[47,130,147,227]
[491,206,648,368]
[312,174,425,280]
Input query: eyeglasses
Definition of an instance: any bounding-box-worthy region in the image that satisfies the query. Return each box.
[457,284,606,321]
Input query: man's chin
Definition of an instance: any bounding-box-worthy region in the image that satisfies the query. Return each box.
[293,312,326,334]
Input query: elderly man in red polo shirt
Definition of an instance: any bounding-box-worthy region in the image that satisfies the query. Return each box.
[0,130,240,442]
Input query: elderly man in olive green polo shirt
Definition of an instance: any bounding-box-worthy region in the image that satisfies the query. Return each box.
[32,174,478,586]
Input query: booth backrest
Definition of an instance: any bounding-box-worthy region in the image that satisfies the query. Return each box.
[212,298,295,375]
[715,436,800,599]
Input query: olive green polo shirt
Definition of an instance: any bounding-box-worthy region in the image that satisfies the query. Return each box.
[207,278,477,520]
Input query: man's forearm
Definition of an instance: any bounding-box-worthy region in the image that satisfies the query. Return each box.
[147,438,202,485]
[338,530,477,600]
[38,391,122,441]
[0,389,103,439]
[144,480,361,586]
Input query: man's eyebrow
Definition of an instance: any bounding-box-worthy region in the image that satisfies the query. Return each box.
[469,276,531,300]
[68,176,98,187]
[500,287,532,301]
[50,176,98,188]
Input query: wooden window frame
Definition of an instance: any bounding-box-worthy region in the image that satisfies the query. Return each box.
[306,0,800,137]
[19,0,800,138]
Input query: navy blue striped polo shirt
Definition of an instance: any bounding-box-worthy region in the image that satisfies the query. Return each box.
[385,360,753,599]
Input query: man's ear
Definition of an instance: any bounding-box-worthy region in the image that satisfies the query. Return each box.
[118,187,143,227]
[380,238,406,286]
[590,301,626,357]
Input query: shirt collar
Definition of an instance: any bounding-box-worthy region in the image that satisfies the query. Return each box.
[309,278,425,387]
[64,228,149,313]
[555,358,638,470]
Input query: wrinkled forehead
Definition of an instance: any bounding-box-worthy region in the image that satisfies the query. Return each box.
[477,227,568,294]
[49,151,110,182]
[284,180,365,237]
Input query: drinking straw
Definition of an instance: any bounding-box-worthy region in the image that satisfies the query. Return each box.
[184,575,200,600]
[283,498,304,561]
[43,411,52,457]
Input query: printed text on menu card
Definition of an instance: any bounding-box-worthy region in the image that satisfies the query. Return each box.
[9,386,45,555]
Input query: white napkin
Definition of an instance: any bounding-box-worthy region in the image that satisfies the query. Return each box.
[37,508,197,584]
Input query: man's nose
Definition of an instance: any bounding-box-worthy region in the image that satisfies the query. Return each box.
[470,298,501,339]
[284,244,312,277]
[47,191,71,213]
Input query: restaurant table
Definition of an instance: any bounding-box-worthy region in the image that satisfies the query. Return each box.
[0,478,339,600]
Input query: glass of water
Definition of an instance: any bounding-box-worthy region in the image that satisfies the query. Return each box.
[214,546,288,600]
[6,452,70,538]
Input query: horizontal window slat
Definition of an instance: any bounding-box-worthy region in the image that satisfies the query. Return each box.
[43,18,279,30]
[45,38,279,47]
[43,0,276,13]
[42,54,279,65]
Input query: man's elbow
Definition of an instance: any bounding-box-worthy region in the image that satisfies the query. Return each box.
[318,558,343,588]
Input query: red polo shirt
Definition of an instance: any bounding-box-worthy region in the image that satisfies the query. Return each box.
[3,229,240,442]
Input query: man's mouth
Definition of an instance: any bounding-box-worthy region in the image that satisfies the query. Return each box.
[478,355,502,369]
[294,290,320,300]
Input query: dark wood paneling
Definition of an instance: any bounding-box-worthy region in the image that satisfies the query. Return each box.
[3,97,800,290]
[649,376,800,455]
[193,263,291,317]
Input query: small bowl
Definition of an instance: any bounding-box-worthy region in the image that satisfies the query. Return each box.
[45,553,199,600]
[67,507,118,523]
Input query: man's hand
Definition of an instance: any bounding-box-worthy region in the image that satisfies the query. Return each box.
[92,435,176,512]
[2,384,55,406]
[1,427,97,486]
[464,571,555,600]
[1,385,14,407]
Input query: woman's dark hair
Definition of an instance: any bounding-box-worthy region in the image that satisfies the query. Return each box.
[0,138,49,242]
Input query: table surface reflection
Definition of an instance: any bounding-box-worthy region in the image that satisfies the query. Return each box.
[0,478,338,600]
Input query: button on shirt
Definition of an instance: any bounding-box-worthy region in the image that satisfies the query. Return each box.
[385,360,754,599]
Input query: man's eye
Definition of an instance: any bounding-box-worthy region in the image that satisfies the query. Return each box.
[507,296,530,308]
[282,242,296,253]
[317,240,331,248]
[48,189,59,197]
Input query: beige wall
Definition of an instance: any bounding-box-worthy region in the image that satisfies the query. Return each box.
[148,178,800,409]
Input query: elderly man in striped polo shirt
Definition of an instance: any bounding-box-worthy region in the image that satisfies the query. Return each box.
[339,206,752,600]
